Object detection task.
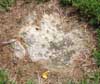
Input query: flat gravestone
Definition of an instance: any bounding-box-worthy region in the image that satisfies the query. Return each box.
[12,13,94,69]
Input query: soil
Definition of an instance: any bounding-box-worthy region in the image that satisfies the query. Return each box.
[0,0,97,84]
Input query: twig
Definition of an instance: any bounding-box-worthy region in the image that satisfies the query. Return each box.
[0,39,16,46]
[37,71,41,84]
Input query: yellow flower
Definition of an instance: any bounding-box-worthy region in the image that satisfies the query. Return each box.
[42,71,49,79]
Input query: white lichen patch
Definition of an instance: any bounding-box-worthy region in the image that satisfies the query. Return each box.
[19,13,65,62]
[12,13,93,68]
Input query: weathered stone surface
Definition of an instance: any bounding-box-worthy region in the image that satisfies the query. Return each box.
[12,13,94,68]
[11,40,26,59]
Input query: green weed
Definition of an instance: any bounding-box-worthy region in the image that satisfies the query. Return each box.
[0,69,16,84]
[36,0,49,4]
[0,0,15,11]
[60,0,100,26]
[0,68,100,84]
[67,71,100,84]
[26,79,37,84]
[0,69,8,84]
[96,29,100,49]
[60,0,72,6]
[0,69,37,84]
[93,29,100,66]
[93,49,100,66]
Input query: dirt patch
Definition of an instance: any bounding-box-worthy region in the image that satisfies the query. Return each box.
[0,0,96,84]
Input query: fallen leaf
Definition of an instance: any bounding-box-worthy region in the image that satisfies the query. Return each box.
[42,71,49,79]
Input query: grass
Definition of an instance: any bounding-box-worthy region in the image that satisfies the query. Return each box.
[36,0,50,4]
[0,0,15,11]
[0,69,37,84]
[60,0,100,67]
[26,79,37,84]
[0,0,100,84]
[0,69,16,84]
[0,68,100,84]
[60,0,100,26]
[96,29,100,49]
[67,71,100,84]
[60,0,72,6]
[93,29,100,67]
[93,49,100,67]
[60,0,100,83]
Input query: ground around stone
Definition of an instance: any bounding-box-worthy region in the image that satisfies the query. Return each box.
[0,0,96,84]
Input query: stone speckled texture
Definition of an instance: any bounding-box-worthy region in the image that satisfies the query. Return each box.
[11,13,95,69]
